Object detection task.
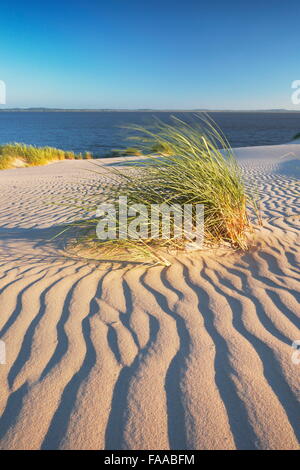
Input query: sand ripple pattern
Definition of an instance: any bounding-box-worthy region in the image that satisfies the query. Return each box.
[0,158,299,450]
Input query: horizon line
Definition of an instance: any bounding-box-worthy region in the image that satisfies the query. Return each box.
[0,107,300,113]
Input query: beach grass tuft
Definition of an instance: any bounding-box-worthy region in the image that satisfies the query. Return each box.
[292,132,300,141]
[0,143,92,169]
[151,141,174,155]
[64,115,252,265]
[105,147,143,158]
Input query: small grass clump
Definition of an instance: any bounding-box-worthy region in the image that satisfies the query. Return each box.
[122,147,142,156]
[64,151,76,160]
[151,141,174,155]
[0,143,91,169]
[292,132,300,141]
[84,151,93,159]
[0,154,15,170]
[66,115,252,265]
[105,147,143,158]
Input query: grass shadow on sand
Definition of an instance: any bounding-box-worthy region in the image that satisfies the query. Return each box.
[0,225,149,269]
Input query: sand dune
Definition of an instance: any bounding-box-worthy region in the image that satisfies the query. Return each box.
[0,146,299,450]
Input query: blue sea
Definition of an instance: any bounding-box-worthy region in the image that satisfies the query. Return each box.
[0,111,300,157]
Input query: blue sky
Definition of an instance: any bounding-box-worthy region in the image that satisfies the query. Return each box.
[0,0,299,109]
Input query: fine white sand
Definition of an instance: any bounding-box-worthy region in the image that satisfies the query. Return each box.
[0,144,299,450]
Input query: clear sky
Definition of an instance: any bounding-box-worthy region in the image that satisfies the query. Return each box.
[0,0,299,109]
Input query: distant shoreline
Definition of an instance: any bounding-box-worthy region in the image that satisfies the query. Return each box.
[1,108,300,113]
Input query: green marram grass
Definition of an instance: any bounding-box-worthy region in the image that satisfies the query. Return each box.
[105,147,143,158]
[292,132,300,141]
[64,115,253,266]
[151,141,174,155]
[0,143,92,169]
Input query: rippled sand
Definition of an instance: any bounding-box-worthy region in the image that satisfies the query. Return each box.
[0,145,299,450]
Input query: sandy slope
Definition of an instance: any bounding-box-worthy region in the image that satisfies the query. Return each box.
[0,145,299,450]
